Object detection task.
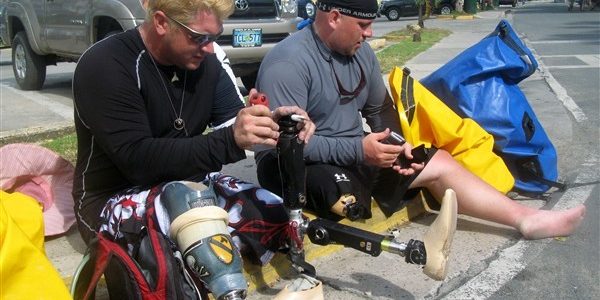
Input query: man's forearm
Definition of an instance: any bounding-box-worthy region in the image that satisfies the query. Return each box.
[303,134,364,166]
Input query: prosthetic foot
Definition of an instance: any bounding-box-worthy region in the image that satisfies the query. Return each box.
[273,274,324,300]
[422,189,457,281]
[162,181,247,300]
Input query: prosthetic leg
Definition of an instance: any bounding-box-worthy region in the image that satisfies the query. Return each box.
[422,189,457,280]
[274,116,457,298]
[161,181,247,300]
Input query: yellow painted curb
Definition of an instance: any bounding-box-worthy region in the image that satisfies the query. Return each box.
[455,15,474,20]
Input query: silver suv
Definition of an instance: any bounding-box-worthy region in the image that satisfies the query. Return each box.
[1,0,298,90]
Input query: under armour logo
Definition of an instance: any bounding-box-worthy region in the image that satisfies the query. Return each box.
[334,173,350,183]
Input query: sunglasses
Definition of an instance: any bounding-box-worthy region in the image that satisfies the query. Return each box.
[164,13,223,45]
[330,57,366,101]
[310,25,366,101]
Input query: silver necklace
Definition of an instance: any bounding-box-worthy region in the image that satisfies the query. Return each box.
[146,50,188,135]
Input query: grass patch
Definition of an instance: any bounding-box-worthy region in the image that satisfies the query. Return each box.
[41,133,78,164]
[376,28,451,74]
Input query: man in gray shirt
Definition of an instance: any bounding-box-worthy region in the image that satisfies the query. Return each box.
[257,0,584,242]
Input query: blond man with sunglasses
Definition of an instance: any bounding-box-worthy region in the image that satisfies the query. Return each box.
[73,0,314,298]
[256,0,584,247]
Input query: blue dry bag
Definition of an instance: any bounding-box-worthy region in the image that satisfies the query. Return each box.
[421,20,565,194]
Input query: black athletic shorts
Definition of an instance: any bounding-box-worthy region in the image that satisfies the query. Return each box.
[257,147,437,219]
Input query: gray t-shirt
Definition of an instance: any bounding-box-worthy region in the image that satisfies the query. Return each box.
[256,24,399,166]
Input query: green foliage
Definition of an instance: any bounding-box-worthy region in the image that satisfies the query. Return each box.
[41,133,78,164]
[376,28,451,74]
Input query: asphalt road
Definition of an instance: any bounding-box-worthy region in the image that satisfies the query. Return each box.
[0,48,75,136]
[490,4,600,299]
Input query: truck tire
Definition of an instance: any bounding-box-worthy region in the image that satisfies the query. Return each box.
[12,32,46,90]
[439,4,453,15]
[386,7,401,21]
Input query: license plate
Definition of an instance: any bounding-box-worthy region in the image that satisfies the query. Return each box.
[232,28,262,48]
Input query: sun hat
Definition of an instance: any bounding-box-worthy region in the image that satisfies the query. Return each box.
[0,143,75,236]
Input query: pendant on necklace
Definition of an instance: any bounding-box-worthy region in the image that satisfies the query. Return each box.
[174,118,185,131]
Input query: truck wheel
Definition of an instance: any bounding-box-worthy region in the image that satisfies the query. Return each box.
[12,32,46,90]
[386,7,401,21]
[439,4,453,15]
[241,71,257,91]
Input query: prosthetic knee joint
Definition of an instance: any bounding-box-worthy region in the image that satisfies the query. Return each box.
[162,181,247,300]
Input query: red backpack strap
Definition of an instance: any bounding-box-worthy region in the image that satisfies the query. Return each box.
[141,186,168,297]
[83,234,155,299]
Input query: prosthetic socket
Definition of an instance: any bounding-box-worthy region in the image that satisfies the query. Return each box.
[161,181,247,300]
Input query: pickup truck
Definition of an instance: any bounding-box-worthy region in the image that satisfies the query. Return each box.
[0,0,298,90]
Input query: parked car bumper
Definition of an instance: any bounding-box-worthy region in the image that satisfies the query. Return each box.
[217,17,300,76]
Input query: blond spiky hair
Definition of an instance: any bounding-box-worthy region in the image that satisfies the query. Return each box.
[145,0,235,23]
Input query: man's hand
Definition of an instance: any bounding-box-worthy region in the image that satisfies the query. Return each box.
[272,106,315,143]
[362,129,424,176]
[233,105,279,150]
[233,89,315,150]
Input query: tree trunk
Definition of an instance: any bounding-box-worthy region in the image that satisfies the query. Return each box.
[425,0,432,18]
[413,32,422,42]
[457,0,465,12]
[418,4,425,28]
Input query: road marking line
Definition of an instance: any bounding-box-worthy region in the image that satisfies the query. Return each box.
[0,83,74,120]
[528,39,596,44]
[443,155,597,300]
[573,54,600,67]
[539,54,599,59]
[539,54,600,69]
[522,38,588,122]
[546,65,599,70]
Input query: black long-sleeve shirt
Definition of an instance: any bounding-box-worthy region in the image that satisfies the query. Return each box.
[72,28,245,233]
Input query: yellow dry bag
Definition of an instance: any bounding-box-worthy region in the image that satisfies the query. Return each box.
[389,67,514,194]
[0,190,71,300]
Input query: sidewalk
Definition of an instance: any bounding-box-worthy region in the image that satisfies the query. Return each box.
[22,7,572,299]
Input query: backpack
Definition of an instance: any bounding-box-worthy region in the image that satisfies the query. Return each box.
[420,20,565,194]
[70,186,207,300]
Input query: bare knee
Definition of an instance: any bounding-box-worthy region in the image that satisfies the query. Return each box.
[412,149,462,187]
[429,149,463,174]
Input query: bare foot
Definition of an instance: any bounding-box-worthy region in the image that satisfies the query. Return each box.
[518,205,586,240]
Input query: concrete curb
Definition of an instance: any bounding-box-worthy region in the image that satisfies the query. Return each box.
[0,122,74,145]
[455,15,475,20]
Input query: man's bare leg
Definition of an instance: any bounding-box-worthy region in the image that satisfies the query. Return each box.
[411,150,586,240]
